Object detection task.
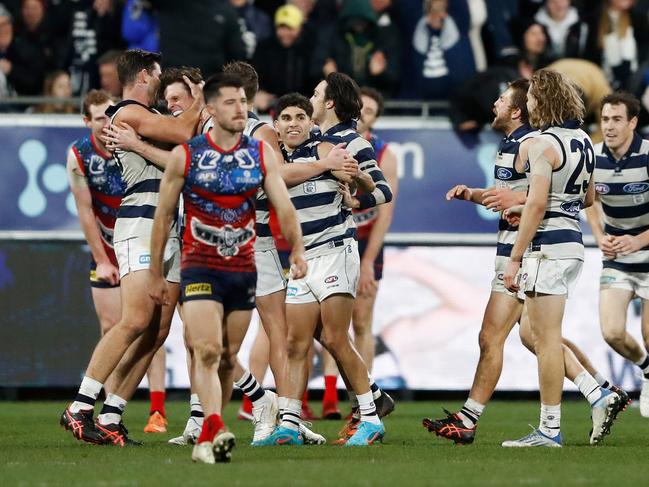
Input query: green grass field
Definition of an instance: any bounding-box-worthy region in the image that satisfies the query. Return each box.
[2,400,648,486]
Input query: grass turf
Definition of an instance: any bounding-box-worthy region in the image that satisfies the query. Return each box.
[1,399,648,486]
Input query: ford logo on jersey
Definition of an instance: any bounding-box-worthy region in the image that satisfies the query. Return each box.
[595,183,610,194]
[623,182,649,194]
[560,199,583,214]
[496,168,512,180]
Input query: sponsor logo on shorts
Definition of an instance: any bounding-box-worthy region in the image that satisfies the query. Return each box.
[623,182,649,194]
[286,286,298,297]
[139,254,151,264]
[185,282,212,296]
[595,183,610,194]
[325,275,338,284]
[600,275,616,284]
[496,168,512,180]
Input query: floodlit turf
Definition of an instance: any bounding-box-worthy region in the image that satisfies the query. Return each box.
[2,399,648,486]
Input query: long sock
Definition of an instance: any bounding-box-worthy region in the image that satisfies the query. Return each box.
[457,398,485,428]
[323,376,338,405]
[97,393,127,426]
[370,380,382,400]
[190,393,204,419]
[150,391,166,417]
[241,395,253,414]
[539,403,561,438]
[235,371,265,405]
[357,391,380,425]
[593,372,611,389]
[301,389,309,406]
[635,355,649,379]
[197,414,224,443]
[574,371,604,406]
[70,376,103,413]
[279,398,301,431]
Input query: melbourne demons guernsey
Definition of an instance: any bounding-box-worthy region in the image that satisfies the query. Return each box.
[494,124,538,259]
[107,100,178,242]
[72,134,125,265]
[353,132,388,240]
[594,134,649,272]
[526,121,594,260]
[320,121,392,209]
[285,136,355,257]
[181,132,265,272]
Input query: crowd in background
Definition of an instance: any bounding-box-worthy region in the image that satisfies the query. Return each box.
[0,0,648,133]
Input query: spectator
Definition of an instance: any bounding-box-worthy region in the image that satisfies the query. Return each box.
[229,0,272,59]
[510,18,555,75]
[0,3,16,99]
[122,0,159,52]
[253,5,313,111]
[534,0,589,58]
[586,0,649,90]
[31,70,77,114]
[151,0,246,77]
[312,0,401,96]
[403,0,475,99]
[97,49,122,98]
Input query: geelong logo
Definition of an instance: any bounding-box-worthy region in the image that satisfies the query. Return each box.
[496,168,512,180]
[595,183,610,194]
[560,199,583,214]
[324,275,338,284]
[623,182,649,194]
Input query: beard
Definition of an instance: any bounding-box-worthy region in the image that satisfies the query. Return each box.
[491,111,511,132]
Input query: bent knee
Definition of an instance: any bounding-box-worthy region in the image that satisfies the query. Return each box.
[194,342,223,366]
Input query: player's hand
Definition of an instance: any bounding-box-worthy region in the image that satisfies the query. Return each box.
[185,75,205,106]
[148,271,169,305]
[598,234,617,260]
[358,261,378,297]
[503,259,521,292]
[482,187,520,211]
[289,250,307,280]
[325,143,350,171]
[503,205,524,227]
[338,182,359,209]
[612,234,642,256]
[95,261,120,286]
[103,122,140,152]
[332,168,353,183]
[446,184,473,202]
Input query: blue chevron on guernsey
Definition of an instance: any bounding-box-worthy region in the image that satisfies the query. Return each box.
[594,134,649,272]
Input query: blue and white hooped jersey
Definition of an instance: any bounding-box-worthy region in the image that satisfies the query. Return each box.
[284,136,355,258]
[526,121,595,260]
[494,124,538,259]
[594,134,649,272]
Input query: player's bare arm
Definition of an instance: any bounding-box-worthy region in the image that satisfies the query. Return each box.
[279,142,355,187]
[67,149,119,285]
[103,122,176,170]
[261,141,307,278]
[585,194,617,259]
[148,145,186,304]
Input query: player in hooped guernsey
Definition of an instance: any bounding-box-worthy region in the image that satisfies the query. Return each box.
[586,92,649,416]
[503,70,624,448]
[147,74,306,464]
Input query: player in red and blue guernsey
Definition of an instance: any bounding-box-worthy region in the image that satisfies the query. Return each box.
[147,73,306,464]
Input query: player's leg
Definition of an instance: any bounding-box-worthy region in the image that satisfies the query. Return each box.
[90,286,121,395]
[239,325,270,420]
[144,346,167,433]
[352,284,378,370]
[256,289,289,397]
[220,310,252,409]
[639,298,649,416]
[600,288,645,361]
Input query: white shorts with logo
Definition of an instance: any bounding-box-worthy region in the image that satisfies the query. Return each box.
[255,247,288,297]
[285,239,359,304]
[518,254,582,297]
[114,236,181,283]
[600,267,649,299]
[491,255,522,299]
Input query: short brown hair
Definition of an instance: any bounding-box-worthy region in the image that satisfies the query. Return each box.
[508,78,530,125]
[159,66,203,99]
[117,49,161,87]
[601,91,641,121]
[324,72,362,123]
[529,69,585,128]
[223,61,258,101]
[82,89,112,118]
[360,86,384,117]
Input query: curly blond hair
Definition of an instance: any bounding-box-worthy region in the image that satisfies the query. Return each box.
[528,69,585,129]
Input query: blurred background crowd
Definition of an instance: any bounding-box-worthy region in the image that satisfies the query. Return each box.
[0,0,648,135]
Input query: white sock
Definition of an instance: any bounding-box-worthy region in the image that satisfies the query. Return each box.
[97,393,127,426]
[189,393,204,422]
[70,376,103,413]
[593,372,610,388]
[279,398,301,432]
[635,355,649,378]
[574,371,604,406]
[457,397,485,428]
[357,391,380,425]
[539,403,561,438]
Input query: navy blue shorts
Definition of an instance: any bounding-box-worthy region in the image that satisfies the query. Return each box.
[181,267,257,312]
[357,239,384,281]
[278,249,290,271]
[90,260,120,289]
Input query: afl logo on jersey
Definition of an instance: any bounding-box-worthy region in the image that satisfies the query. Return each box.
[496,168,512,180]
[623,182,649,194]
[560,199,583,214]
[595,183,610,194]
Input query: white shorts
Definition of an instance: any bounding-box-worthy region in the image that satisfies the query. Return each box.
[114,236,181,283]
[286,239,359,304]
[492,255,521,299]
[600,267,649,299]
[255,248,287,297]
[518,255,582,297]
